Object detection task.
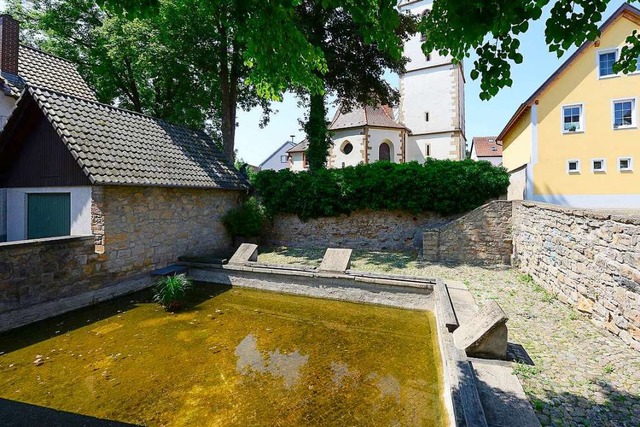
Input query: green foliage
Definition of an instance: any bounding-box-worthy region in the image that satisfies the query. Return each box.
[423,0,640,100]
[254,159,509,220]
[221,197,267,237]
[512,361,542,380]
[154,274,192,311]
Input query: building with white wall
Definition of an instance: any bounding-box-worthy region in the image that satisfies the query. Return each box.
[289,0,466,171]
[258,140,296,171]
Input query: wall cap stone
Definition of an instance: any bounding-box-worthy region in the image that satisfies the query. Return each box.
[516,201,640,225]
[0,235,94,250]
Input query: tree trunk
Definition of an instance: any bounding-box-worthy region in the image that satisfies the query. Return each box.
[305,93,329,172]
[219,26,238,162]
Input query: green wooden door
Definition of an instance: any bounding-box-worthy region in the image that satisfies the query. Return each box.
[27,193,71,239]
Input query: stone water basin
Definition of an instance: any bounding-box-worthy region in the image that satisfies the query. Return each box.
[0,283,447,426]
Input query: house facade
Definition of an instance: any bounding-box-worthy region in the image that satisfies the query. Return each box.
[470,136,502,166]
[288,0,466,171]
[258,140,296,171]
[499,4,640,207]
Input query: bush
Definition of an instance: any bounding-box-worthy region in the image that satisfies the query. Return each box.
[253,159,509,220]
[154,274,192,312]
[221,197,266,237]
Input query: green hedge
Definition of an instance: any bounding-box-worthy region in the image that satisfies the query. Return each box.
[253,159,510,220]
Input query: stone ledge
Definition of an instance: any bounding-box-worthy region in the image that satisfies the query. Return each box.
[0,235,95,250]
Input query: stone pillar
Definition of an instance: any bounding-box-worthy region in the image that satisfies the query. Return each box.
[422,229,440,262]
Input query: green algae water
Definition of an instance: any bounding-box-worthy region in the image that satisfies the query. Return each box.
[0,284,447,426]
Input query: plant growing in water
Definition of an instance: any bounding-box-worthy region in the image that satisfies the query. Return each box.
[154,274,192,312]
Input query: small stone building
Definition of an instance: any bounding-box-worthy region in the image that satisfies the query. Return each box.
[0,86,247,319]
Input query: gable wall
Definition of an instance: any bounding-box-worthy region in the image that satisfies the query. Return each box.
[533,15,640,200]
[2,109,90,188]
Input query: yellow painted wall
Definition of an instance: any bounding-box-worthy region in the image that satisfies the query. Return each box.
[502,109,532,172]
[532,15,640,196]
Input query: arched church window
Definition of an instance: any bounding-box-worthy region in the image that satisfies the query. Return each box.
[379,142,391,162]
[342,142,353,155]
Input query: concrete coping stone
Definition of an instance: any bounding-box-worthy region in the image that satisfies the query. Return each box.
[0,234,94,249]
[518,201,640,225]
[319,248,352,272]
[346,270,437,285]
[354,276,432,289]
[435,279,459,332]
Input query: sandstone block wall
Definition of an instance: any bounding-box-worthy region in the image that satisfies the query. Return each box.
[266,210,454,251]
[423,201,513,265]
[0,185,239,316]
[93,186,238,280]
[0,236,104,313]
[513,202,640,351]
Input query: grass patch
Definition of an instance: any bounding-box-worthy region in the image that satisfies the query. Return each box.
[513,362,542,380]
[603,364,615,374]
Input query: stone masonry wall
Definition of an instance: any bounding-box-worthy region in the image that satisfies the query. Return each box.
[423,201,513,265]
[266,210,454,251]
[93,186,240,280]
[513,201,640,351]
[0,185,240,316]
[0,236,104,314]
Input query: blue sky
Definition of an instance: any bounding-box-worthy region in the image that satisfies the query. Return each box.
[236,0,631,166]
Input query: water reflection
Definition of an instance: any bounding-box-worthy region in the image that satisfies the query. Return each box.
[235,334,309,389]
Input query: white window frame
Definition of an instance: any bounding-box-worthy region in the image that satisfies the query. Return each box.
[280,154,288,163]
[591,158,606,173]
[561,103,585,134]
[611,98,637,130]
[631,54,640,75]
[618,157,633,172]
[597,48,620,79]
[566,159,581,174]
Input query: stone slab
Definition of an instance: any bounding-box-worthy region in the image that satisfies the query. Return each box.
[453,300,509,359]
[228,243,258,265]
[436,279,459,332]
[319,248,352,272]
[471,358,541,427]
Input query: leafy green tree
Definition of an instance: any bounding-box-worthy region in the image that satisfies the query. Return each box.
[294,1,414,171]
[98,0,413,167]
[422,0,640,100]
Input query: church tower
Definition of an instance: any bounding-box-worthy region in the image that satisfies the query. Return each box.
[398,0,466,161]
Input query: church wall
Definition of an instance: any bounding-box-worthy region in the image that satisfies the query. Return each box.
[367,128,403,163]
[400,65,457,139]
[330,130,366,168]
[406,133,456,163]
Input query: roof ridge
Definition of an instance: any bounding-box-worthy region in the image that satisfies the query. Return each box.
[497,2,640,140]
[26,85,204,135]
[19,44,78,66]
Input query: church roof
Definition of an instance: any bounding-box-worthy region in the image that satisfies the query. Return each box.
[328,104,405,131]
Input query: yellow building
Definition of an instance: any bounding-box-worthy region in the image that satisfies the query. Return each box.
[499,3,640,208]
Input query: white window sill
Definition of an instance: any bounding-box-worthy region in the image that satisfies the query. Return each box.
[620,169,634,172]
[563,130,584,135]
[599,74,620,80]
[592,170,607,174]
[567,171,581,175]
[613,125,637,130]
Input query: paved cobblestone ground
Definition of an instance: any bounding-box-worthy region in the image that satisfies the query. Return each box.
[259,248,640,427]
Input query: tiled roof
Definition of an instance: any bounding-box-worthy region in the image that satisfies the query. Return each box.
[2,86,248,190]
[287,139,309,154]
[472,136,502,157]
[329,104,405,130]
[0,45,96,100]
[497,3,640,141]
